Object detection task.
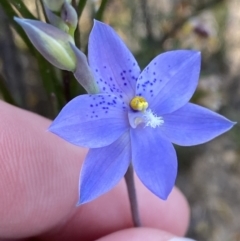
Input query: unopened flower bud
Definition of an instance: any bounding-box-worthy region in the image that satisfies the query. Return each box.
[43,0,71,12]
[14,17,76,71]
[43,3,69,33]
[61,1,78,36]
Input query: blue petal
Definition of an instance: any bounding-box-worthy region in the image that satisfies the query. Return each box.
[88,20,141,103]
[160,103,235,146]
[136,50,201,115]
[131,127,177,200]
[78,131,130,204]
[49,94,129,148]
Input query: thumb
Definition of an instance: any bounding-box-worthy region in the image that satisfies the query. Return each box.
[96,228,196,241]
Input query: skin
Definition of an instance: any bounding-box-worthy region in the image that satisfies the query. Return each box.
[0,100,190,241]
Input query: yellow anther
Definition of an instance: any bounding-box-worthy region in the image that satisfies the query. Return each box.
[130,96,148,111]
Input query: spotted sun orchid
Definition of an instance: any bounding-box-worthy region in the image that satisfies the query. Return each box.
[49,20,234,205]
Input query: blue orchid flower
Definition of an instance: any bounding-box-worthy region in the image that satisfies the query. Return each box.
[49,20,234,205]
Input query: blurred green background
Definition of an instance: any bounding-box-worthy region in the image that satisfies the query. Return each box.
[0,0,240,240]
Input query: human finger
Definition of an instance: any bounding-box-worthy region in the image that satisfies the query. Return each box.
[0,101,189,240]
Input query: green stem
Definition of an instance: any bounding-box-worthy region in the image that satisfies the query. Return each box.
[74,0,88,48]
[95,0,109,21]
[77,0,88,18]
[124,164,141,227]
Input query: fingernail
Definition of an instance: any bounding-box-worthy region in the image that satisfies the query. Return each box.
[169,238,197,241]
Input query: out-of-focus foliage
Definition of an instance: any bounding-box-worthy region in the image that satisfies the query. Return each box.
[0,0,229,117]
[0,0,228,117]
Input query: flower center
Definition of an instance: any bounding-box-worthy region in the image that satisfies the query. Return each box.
[129,96,164,128]
[130,96,148,111]
[143,109,164,128]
